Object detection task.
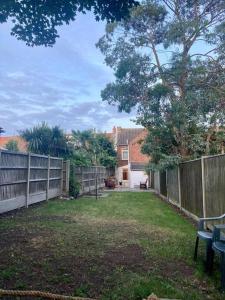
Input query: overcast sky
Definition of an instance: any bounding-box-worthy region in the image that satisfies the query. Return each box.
[0,13,138,136]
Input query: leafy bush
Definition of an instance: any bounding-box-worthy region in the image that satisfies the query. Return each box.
[69,168,80,198]
[5,140,19,152]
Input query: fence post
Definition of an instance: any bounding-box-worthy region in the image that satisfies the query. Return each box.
[177,165,182,208]
[88,167,91,193]
[46,155,50,201]
[158,171,160,194]
[81,167,84,194]
[26,153,31,208]
[61,159,64,195]
[201,156,206,218]
[166,169,168,200]
[66,160,70,193]
[95,166,98,199]
[149,171,151,188]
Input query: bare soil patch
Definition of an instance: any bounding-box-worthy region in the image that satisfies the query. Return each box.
[0,193,220,300]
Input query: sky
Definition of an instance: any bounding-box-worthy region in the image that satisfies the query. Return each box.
[0,13,138,136]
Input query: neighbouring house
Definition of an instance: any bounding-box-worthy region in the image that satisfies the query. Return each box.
[108,127,150,188]
[0,136,27,152]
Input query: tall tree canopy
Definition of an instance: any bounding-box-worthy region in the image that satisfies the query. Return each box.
[70,129,117,167]
[0,0,138,46]
[97,0,225,168]
[21,123,69,157]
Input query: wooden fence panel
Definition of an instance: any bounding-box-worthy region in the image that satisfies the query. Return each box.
[0,150,67,214]
[49,157,62,199]
[63,160,70,194]
[160,171,167,197]
[0,151,28,212]
[180,159,203,217]
[204,155,225,217]
[150,171,154,188]
[154,154,225,220]
[167,167,179,204]
[154,171,160,193]
[72,165,106,195]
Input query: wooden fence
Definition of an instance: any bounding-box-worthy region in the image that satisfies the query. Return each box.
[0,150,70,214]
[71,165,106,195]
[153,153,225,220]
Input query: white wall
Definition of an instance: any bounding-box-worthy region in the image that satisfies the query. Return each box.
[129,170,148,188]
[116,165,129,187]
[116,165,148,188]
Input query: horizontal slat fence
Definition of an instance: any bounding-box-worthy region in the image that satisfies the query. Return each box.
[0,150,69,214]
[154,153,225,220]
[72,165,106,195]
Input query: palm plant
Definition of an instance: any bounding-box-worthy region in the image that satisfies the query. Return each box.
[21,122,69,157]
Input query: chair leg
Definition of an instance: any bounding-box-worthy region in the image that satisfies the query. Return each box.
[206,241,214,274]
[194,236,199,261]
[221,253,225,291]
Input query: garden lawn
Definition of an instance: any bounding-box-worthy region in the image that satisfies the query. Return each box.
[0,192,223,300]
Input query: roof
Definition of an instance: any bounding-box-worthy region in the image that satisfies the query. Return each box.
[105,132,114,141]
[117,128,144,145]
[0,136,27,152]
[130,162,147,171]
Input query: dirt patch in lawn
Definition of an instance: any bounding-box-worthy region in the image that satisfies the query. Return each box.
[0,228,196,298]
[5,214,75,223]
[102,244,148,271]
[0,227,48,249]
[156,259,194,278]
[0,206,200,299]
[0,243,148,296]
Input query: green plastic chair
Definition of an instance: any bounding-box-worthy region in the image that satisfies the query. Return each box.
[212,224,225,290]
[194,214,225,273]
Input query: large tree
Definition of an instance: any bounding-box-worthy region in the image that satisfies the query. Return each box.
[0,0,138,47]
[97,0,225,168]
[21,122,69,157]
[70,129,117,167]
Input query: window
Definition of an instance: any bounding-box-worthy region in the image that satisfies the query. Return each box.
[122,149,128,160]
[123,169,128,180]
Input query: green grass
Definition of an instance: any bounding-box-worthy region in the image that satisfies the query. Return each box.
[0,192,223,299]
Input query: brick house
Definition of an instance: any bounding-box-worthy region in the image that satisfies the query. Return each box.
[109,127,150,188]
[0,136,27,152]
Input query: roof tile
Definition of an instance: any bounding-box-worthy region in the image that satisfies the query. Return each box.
[117,128,144,145]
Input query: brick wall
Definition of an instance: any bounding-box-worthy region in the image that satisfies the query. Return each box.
[0,136,27,152]
[129,130,149,163]
[117,145,128,167]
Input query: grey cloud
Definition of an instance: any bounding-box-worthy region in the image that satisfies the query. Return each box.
[1,100,136,134]
[0,13,136,135]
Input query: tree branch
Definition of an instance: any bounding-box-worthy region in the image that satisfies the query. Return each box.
[161,0,175,13]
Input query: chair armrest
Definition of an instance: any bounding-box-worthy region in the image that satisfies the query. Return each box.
[198,214,225,230]
[212,224,225,242]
